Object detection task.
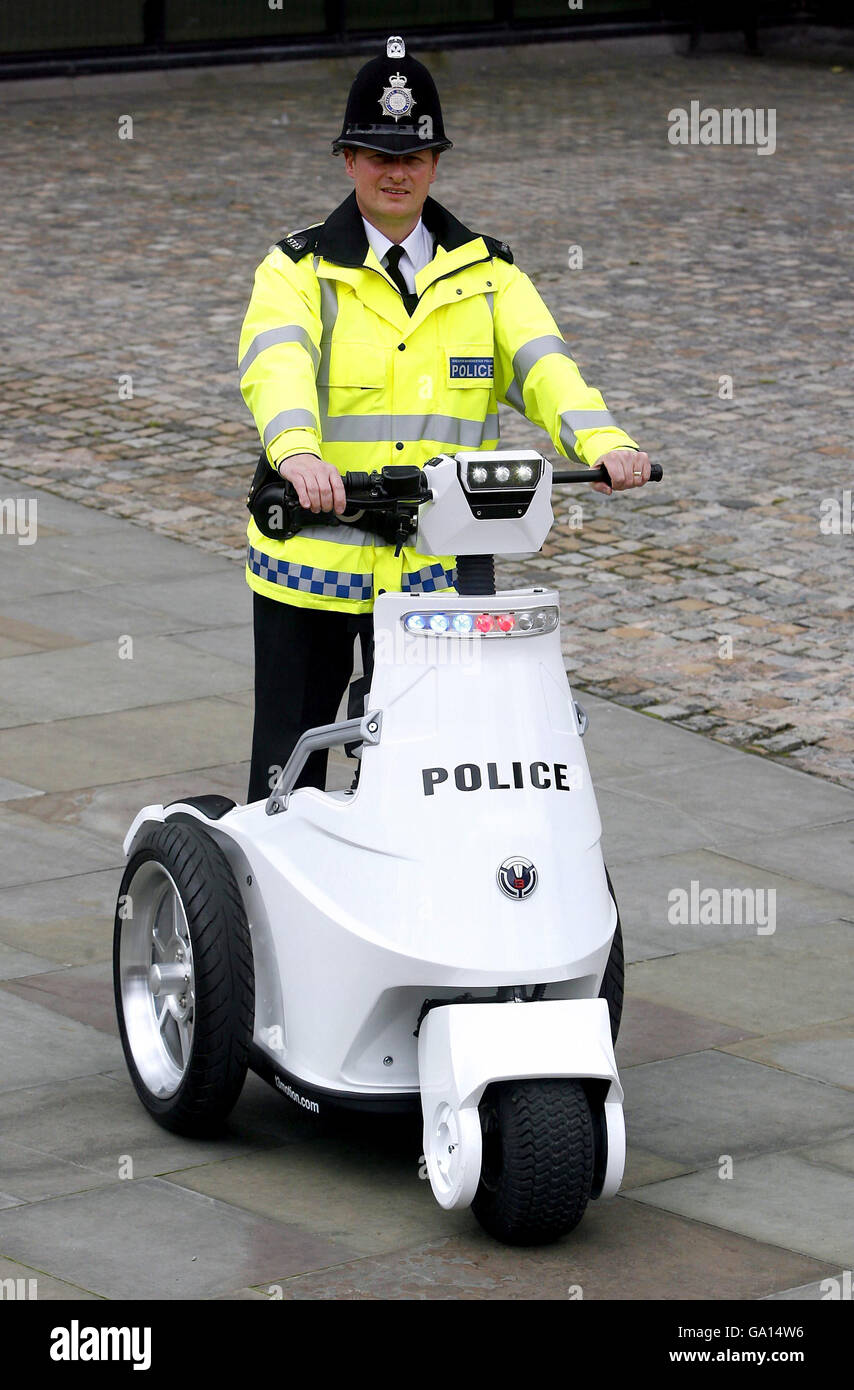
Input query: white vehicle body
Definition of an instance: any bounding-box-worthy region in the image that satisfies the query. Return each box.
[122,453,626,1211]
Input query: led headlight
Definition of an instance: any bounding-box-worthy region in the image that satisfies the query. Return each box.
[459,456,544,491]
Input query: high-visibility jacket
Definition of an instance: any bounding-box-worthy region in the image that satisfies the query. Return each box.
[238,191,638,613]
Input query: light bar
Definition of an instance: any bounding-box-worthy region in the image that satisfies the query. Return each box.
[460,458,543,491]
[403,605,558,637]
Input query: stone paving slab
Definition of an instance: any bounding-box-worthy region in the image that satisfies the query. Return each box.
[615,995,757,1069]
[0,808,121,888]
[764,1279,845,1302]
[0,868,123,966]
[266,1200,834,1301]
[608,848,854,962]
[626,921,854,1033]
[720,1018,854,1091]
[165,1131,468,1259]
[0,962,117,1035]
[0,696,252,792]
[623,1051,854,1166]
[0,636,249,728]
[711,821,854,898]
[596,784,735,865]
[0,941,59,981]
[0,992,122,1092]
[628,1153,854,1268]
[0,760,250,849]
[0,589,196,644]
[796,1133,854,1177]
[0,1178,359,1301]
[0,1074,296,1204]
[598,751,854,835]
[0,1254,101,1301]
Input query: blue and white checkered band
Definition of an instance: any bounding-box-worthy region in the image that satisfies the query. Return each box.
[248,545,374,600]
[379,75,416,122]
[400,562,457,594]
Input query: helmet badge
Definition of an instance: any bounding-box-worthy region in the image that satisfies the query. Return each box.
[380,72,416,123]
[386,35,405,58]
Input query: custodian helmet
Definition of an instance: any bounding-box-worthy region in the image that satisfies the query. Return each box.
[331,35,453,156]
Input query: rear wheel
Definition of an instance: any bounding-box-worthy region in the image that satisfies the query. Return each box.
[114,822,254,1135]
[471,1078,594,1246]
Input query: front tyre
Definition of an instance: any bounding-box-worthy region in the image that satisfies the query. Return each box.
[471,1078,594,1246]
[114,822,254,1135]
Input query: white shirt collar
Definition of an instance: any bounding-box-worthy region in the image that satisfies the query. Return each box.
[361,215,435,291]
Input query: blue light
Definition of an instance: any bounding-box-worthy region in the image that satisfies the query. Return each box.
[452,612,474,632]
[429,613,449,632]
[405,613,427,631]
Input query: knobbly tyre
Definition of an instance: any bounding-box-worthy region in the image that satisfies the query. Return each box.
[114,449,663,1246]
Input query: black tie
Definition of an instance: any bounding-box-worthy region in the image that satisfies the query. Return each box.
[384,244,418,316]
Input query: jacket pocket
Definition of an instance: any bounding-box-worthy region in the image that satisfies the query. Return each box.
[445,344,495,391]
[317,342,388,389]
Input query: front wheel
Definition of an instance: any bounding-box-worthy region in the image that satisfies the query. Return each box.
[471,1078,594,1246]
[114,822,254,1135]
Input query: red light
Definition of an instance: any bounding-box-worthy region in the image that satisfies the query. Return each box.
[475,613,493,633]
[497,613,515,632]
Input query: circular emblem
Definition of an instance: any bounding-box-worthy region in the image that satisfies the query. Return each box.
[380,73,416,122]
[497,857,538,900]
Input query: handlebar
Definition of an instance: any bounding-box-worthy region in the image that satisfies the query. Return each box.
[332,459,663,504]
[553,462,664,485]
[248,454,664,550]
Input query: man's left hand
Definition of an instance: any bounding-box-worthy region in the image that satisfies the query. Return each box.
[590,449,651,495]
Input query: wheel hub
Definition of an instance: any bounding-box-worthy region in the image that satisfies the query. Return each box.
[118,860,196,1098]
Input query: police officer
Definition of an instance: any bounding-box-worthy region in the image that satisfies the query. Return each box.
[240,36,651,802]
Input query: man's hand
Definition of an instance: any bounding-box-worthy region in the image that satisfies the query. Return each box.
[277,452,347,514]
[589,448,651,495]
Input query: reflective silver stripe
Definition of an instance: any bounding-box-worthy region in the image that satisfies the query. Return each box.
[319,280,339,338]
[321,412,499,446]
[559,409,618,455]
[505,380,524,413]
[238,326,320,379]
[263,408,318,449]
[506,334,572,413]
[316,280,340,420]
[297,521,377,548]
[485,292,494,317]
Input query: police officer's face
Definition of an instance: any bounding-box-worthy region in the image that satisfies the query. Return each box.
[344,149,439,231]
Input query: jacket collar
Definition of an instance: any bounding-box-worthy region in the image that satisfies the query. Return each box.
[315,190,478,267]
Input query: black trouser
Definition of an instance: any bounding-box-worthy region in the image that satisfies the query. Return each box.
[248,591,374,803]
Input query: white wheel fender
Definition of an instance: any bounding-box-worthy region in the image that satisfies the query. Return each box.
[599,1098,626,1198]
[422,1100,482,1210]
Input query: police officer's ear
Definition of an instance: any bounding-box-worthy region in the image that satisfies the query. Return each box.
[343,147,357,181]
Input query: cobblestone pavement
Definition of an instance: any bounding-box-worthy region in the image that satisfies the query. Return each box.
[1,30,852,785]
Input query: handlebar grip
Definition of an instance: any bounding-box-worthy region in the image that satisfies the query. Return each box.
[650,463,663,481]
